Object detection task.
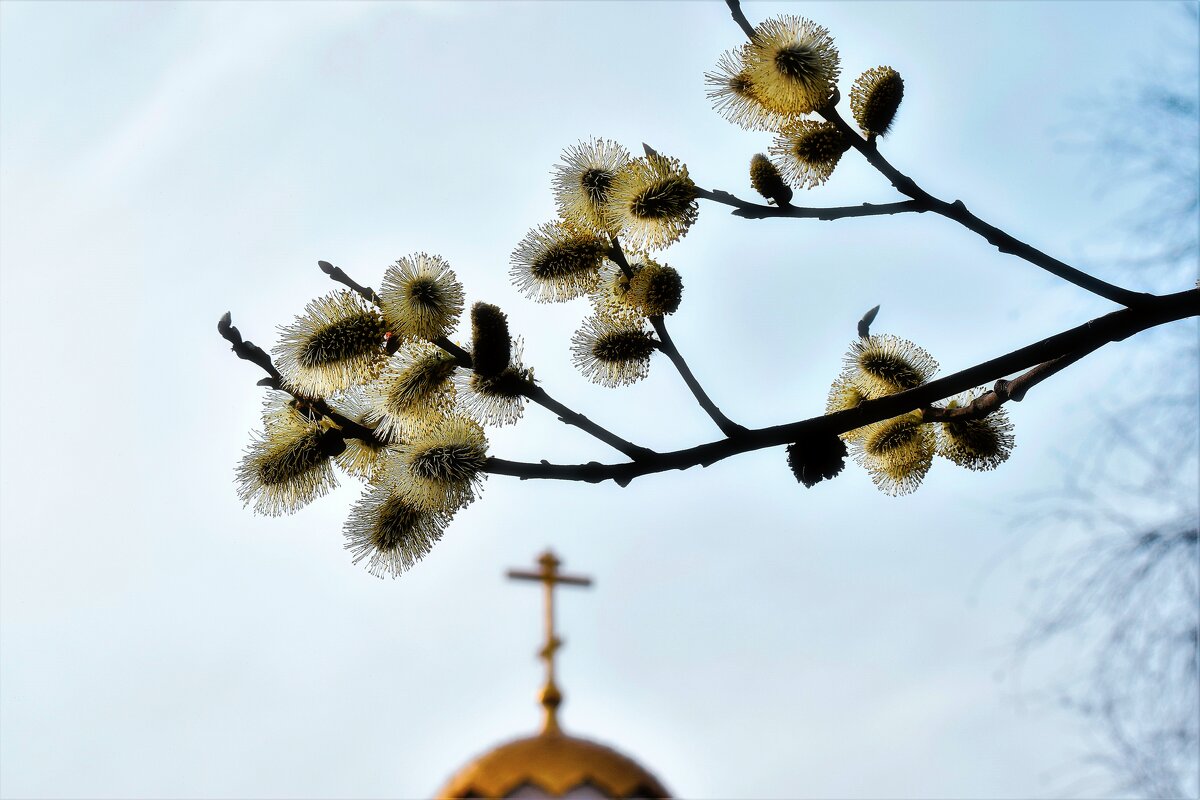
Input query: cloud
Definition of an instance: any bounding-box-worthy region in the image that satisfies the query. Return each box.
[75,3,381,198]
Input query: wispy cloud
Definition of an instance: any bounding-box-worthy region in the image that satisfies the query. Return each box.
[76,3,380,198]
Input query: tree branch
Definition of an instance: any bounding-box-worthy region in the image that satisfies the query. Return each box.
[609,236,747,437]
[723,0,757,40]
[696,186,923,221]
[313,260,657,456]
[648,315,747,438]
[484,288,1199,484]
[318,259,380,304]
[318,260,404,353]
[434,336,473,369]
[816,106,1154,308]
[218,311,283,390]
[922,344,1103,423]
[711,3,1152,308]
[521,382,655,461]
[216,311,386,447]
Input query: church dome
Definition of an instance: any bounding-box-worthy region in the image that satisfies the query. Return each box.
[435,550,671,799]
[435,729,670,799]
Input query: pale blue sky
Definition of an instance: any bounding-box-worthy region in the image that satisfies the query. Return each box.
[1,2,1195,798]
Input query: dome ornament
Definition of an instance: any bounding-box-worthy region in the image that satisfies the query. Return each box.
[507,549,592,735]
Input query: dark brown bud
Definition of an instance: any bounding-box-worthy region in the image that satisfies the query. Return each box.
[470,302,512,378]
[786,433,847,488]
[750,154,793,206]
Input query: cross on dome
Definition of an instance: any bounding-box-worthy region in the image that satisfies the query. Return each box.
[506,549,592,735]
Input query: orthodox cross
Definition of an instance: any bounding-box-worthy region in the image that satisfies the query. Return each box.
[507,549,592,735]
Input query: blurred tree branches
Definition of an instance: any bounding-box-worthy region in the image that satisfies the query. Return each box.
[1018,6,1198,796]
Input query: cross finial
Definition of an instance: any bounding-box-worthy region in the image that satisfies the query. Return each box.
[506,549,592,735]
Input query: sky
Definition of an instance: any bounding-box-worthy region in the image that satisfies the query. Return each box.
[1,2,1197,799]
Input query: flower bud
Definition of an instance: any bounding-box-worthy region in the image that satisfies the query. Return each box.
[603,153,699,251]
[510,221,608,302]
[344,484,452,579]
[236,419,340,516]
[936,391,1015,471]
[394,416,489,512]
[853,411,935,495]
[273,291,388,396]
[628,262,684,316]
[846,334,938,396]
[471,302,512,378]
[850,66,904,137]
[571,316,656,387]
[379,253,465,341]
[787,433,847,487]
[750,154,793,206]
[770,120,850,189]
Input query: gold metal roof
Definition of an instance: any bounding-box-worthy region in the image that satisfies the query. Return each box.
[435,551,670,798]
[434,729,670,799]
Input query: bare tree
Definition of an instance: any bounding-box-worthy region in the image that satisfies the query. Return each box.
[1015,7,1198,796]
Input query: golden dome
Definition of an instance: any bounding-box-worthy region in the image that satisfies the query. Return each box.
[435,729,670,799]
[437,551,670,798]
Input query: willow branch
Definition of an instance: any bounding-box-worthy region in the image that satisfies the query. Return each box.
[484,288,1199,484]
[217,312,385,446]
[723,0,756,39]
[218,311,283,390]
[317,260,407,353]
[714,5,1151,308]
[318,260,380,304]
[521,382,655,461]
[857,305,881,339]
[434,335,649,458]
[923,344,1103,423]
[316,260,466,371]
[219,304,648,456]
[314,404,386,445]
[315,259,655,458]
[814,106,1153,308]
[696,186,923,221]
[434,336,473,369]
[648,316,747,438]
[609,236,747,437]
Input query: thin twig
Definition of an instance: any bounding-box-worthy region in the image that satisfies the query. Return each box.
[218,311,283,390]
[816,106,1153,308]
[217,312,386,446]
[318,260,380,304]
[723,0,757,39]
[434,336,473,369]
[522,382,655,461]
[315,403,388,446]
[649,316,747,438]
[857,305,881,339]
[609,236,748,437]
[711,4,1151,308]
[313,260,654,456]
[923,345,1103,423]
[696,186,923,221]
[484,288,1199,484]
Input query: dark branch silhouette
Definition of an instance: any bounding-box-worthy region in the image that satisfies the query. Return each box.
[608,236,746,438]
[225,279,1199,485]
[696,187,923,221]
[520,382,656,462]
[318,259,380,305]
[220,1,1200,625]
[481,288,1198,484]
[718,0,1153,309]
